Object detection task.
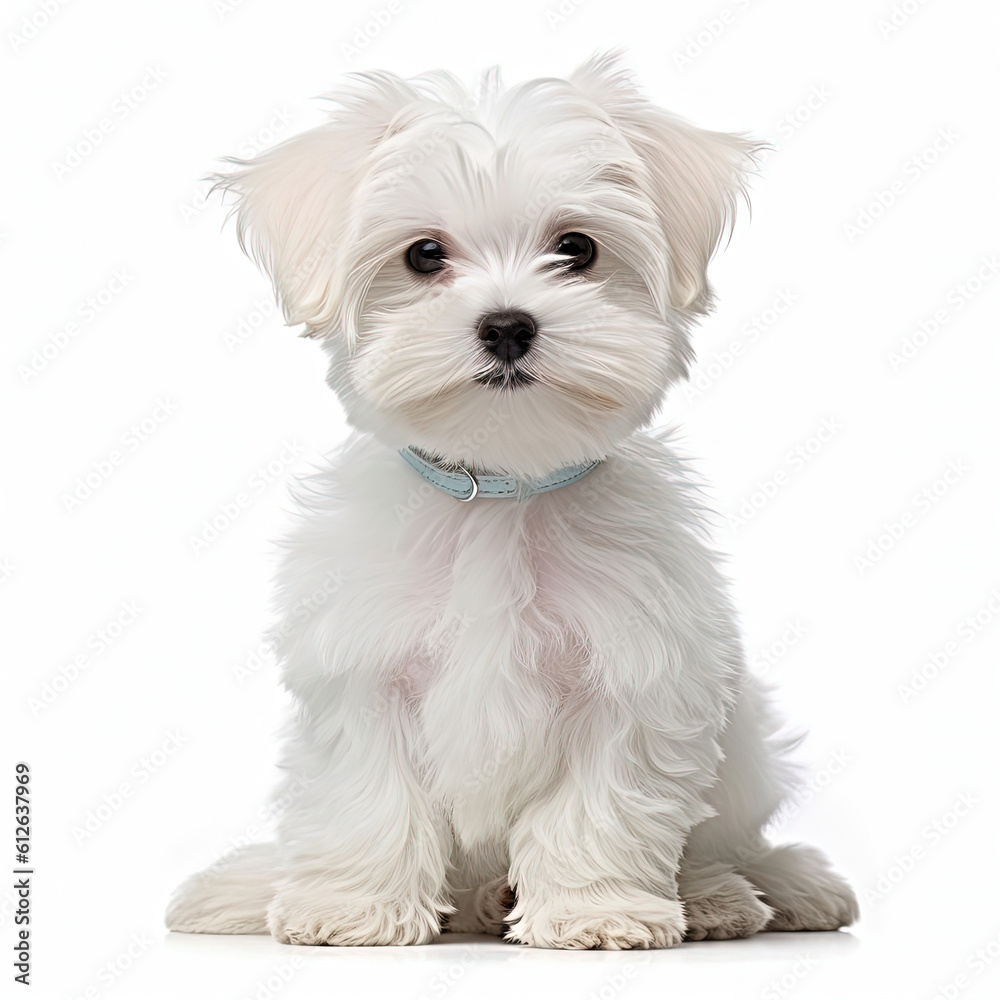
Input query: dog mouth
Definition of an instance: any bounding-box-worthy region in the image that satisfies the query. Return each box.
[474,365,536,391]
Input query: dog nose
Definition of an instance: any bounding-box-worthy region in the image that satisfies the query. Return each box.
[477,311,537,362]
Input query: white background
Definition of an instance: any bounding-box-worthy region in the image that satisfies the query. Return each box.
[4,0,999,997]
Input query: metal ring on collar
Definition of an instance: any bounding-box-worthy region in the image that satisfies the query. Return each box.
[454,465,479,502]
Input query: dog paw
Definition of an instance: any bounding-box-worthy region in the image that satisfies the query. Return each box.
[740,844,859,932]
[765,874,859,932]
[680,869,773,941]
[267,886,442,946]
[506,891,685,950]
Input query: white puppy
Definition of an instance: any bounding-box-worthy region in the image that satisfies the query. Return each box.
[167,53,858,949]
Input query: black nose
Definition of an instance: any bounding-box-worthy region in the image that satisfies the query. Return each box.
[477,311,537,362]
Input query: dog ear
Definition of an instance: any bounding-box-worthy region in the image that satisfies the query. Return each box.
[212,74,422,337]
[571,52,764,316]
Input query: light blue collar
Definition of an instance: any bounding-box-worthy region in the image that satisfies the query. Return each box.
[400,446,601,502]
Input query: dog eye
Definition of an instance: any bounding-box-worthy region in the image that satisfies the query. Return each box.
[553,232,596,271]
[407,239,447,274]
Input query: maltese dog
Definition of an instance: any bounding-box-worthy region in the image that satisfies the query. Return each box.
[167,53,857,949]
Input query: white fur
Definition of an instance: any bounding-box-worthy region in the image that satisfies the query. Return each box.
[166,53,857,949]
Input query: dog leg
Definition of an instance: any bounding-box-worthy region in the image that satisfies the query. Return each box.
[504,701,717,950]
[266,688,453,946]
[166,841,275,934]
[682,676,857,934]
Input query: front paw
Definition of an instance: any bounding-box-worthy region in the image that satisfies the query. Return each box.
[506,889,685,950]
[267,881,443,946]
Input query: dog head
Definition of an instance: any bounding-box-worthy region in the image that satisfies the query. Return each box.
[215,53,761,476]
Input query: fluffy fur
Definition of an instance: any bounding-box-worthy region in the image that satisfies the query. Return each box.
[166,53,857,949]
